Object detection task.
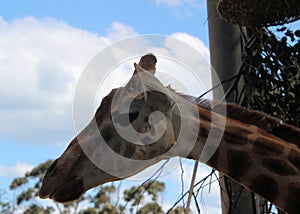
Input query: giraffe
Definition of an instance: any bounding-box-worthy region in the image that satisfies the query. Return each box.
[39,54,300,214]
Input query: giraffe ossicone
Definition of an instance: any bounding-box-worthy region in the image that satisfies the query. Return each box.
[39,54,300,214]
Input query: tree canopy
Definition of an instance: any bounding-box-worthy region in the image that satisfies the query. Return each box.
[1,160,184,214]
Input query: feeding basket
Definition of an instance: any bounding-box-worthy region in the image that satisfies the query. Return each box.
[217,0,300,27]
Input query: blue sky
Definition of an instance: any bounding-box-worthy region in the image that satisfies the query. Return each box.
[2,1,300,213]
[1,0,209,42]
[1,0,219,213]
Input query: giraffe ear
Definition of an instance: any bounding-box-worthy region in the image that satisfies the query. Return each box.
[134,62,145,74]
[134,53,156,75]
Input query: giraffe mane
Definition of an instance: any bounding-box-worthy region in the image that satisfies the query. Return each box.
[197,98,300,148]
[176,92,300,148]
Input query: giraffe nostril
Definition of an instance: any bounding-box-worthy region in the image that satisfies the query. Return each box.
[46,159,58,175]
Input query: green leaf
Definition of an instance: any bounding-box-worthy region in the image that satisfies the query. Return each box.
[10,177,28,190]
[138,202,163,214]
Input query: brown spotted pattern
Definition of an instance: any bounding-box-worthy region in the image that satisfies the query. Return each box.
[226,150,252,182]
[262,158,297,176]
[252,137,284,156]
[288,148,300,169]
[191,104,300,213]
[285,182,300,213]
[250,175,278,202]
[39,54,300,214]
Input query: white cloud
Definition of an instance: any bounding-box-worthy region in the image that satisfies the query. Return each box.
[0,163,34,177]
[106,21,138,42]
[155,0,182,6]
[155,0,203,8]
[0,17,137,145]
[169,32,212,97]
[0,16,212,148]
[171,32,209,59]
[154,0,204,18]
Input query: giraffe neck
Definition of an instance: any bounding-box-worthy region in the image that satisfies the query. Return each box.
[185,104,300,214]
[101,90,300,213]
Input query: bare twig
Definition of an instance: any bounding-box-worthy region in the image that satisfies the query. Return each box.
[186,161,199,213]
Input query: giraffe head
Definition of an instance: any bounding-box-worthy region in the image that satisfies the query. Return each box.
[38,53,300,213]
[39,54,198,203]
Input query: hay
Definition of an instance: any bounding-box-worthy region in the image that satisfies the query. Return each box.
[217,0,300,27]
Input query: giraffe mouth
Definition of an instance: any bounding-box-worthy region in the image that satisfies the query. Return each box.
[44,177,84,203]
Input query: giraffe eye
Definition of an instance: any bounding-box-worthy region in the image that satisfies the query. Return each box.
[114,111,139,126]
[129,111,139,123]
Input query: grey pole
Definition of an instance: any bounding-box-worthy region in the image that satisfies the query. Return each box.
[206,0,256,213]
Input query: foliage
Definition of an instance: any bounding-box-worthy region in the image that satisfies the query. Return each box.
[16,188,35,205]
[0,190,11,213]
[242,27,300,127]
[9,177,28,190]
[3,160,172,214]
[225,24,300,214]
[167,206,185,214]
[23,204,54,214]
[93,185,116,207]
[4,160,82,213]
[137,202,163,214]
[124,181,165,207]
[79,207,98,214]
